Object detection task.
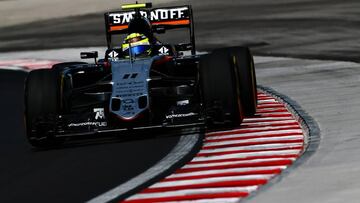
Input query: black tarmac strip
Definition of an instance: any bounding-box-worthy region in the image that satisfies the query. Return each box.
[0,70,194,203]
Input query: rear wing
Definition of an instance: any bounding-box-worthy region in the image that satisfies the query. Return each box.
[104,5,195,54]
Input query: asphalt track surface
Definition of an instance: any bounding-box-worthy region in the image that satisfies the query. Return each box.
[0,69,182,203]
[2,0,360,202]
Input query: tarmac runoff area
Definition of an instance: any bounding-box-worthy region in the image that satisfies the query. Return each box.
[3,47,360,202]
[0,0,177,28]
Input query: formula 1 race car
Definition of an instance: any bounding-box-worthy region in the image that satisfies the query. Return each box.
[24,3,257,148]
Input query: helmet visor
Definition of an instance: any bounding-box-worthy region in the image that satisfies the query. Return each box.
[127,45,151,56]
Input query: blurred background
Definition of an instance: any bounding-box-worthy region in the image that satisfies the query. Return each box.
[1,0,360,61]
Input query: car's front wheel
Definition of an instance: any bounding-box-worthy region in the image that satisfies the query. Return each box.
[220,47,257,116]
[25,69,62,148]
[200,49,244,127]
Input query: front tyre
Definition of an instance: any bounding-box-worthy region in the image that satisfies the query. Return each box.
[200,49,244,127]
[24,69,62,148]
[219,47,257,116]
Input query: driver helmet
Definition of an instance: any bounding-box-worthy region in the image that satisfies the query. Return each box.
[122,33,151,57]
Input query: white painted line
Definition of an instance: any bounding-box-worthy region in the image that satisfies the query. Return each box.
[204,135,304,148]
[169,166,287,179]
[192,150,301,162]
[126,186,258,200]
[256,108,288,112]
[206,129,303,140]
[240,120,298,126]
[149,174,274,188]
[258,99,277,103]
[182,158,294,169]
[242,117,294,122]
[166,197,241,203]
[257,113,292,117]
[199,143,303,154]
[207,122,301,136]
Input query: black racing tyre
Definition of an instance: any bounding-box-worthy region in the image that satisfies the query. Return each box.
[200,49,244,127]
[52,62,88,112]
[218,47,257,116]
[25,69,62,148]
[51,62,87,72]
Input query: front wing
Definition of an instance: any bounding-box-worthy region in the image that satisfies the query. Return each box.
[30,107,205,140]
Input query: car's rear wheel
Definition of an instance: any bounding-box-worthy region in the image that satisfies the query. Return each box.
[220,47,257,116]
[200,49,244,127]
[25,69,62,148]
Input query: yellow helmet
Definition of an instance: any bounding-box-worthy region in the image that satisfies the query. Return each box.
[122,33,151,57]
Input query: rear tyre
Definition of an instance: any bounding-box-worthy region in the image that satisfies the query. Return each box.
[200,49,243,127]
[220,47,257,116]
[25,69,62,148]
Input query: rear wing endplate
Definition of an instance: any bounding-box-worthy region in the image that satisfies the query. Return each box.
[104,5,195,54]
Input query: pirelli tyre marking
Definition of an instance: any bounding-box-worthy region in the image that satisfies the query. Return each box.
[122,91,306,203]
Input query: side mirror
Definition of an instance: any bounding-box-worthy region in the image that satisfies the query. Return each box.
[80,51,98,64]
[154,27,166,34]
[81,51,98,59]
[175,43,192,51]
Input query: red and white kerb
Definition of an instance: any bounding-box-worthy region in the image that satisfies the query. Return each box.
[122,92,305,203]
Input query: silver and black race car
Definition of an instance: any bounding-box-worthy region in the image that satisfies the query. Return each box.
[24,3,257,148]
